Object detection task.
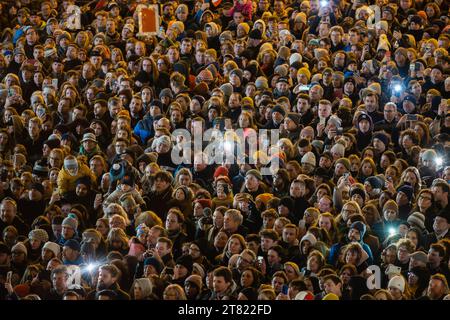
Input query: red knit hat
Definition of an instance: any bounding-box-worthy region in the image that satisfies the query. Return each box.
[14,284,30,298]
[194,198,212,209]
[214,166,229,179]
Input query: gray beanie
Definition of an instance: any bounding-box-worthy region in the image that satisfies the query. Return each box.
[255,76,269,90]
[407,212,426,230]
[12,242,27,256]
[43,241,60,257]
[62,216,78,230]
[274,64,289,77]
[220,83,233,97]
[421,149,437,162]
[28,229,49,243]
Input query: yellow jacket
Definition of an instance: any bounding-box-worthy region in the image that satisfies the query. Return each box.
[57,161,97,195]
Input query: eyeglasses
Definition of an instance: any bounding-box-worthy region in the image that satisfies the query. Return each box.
[419,195,432,201]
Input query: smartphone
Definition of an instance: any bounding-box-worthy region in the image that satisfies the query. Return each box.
[336,127,343,135]
[7,271,12,283]
[282,284,289,295]
[409,64,415,71]
[257,256,264,265]
[415,62,421,71]
[319,117,326,125]
[95,193,103,202]
[406,114,418,121]
[343,172,350,180]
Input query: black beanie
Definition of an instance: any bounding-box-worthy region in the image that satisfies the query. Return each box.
[175,254,193,275]
[279,196,295,212]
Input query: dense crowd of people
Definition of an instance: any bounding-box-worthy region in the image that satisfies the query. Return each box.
[0,0,449,301]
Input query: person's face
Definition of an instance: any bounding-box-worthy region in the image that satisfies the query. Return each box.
[240,269,254,288]
[318,103,331,119]
[62,224,75,239]
[282,227,297,244]
[97,269,115,289]
[348,228,361,242]
[389,286,402,300]
[323,279,341,296]
[0,202,16,223]
[62,246,77,262]
[245,174,259,190]
[318,197,331,213]
[428,278,445,299]
[213,276,229,294]
[165,213,180,231]
[228,238,242,255]
[417,192,433,210]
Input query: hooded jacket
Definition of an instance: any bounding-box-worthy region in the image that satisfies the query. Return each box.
[57,160,97,196]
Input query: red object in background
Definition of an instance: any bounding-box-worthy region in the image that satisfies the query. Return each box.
[141,7,157,33]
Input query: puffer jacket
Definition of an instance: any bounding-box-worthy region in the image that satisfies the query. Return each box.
[57,161,97,196]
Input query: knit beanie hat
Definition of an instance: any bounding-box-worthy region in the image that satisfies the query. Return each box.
[285,112,301,124]
[255,193,274,206]
[407,212,425,230]
[62,216,78,231]
[195,198,212,209]
[350,187,366,200]
[64,158,78,171]
[301,152,316,166]
[279,196,295,212]
[290,52,302,65]
[64,239,80,252]
[274,64,289,77]
[331,143,345,158]
[12,242,27,256]
[185,274,203,290]
[28,229,49,243]
[271,105,286,116]
[373,132,389,147]
[193,263,206,279]
[409,251,428,265]
[230,69,244,82]
[255,76,269,90]
[335,158,351,171]
[197,69,214,82]
[350,221,367,238]
[328,115,342,128]
[421,149,437,162]
[284,262,301,277]
[365,176,383,189]
[144,257,164,274]
[295,291,315,300]
[300,233,317,247]
[175,254,193,275]
[383,200,399,213]
[297,68,311,81]
[246,169,263,181]
[388,275,405,293]
[214,166,229,180]
[397,185,414,202]
[43,241,60,257]
[219,83,233,97]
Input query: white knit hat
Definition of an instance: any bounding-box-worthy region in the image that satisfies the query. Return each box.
[407,212,426,230]
[301,152,316,166]
[12,242,27,256]
[300,233,317,247]
[388,275,405,293]
[290,52,302,65]
[331,143,345,157]
[43,241,61,257]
